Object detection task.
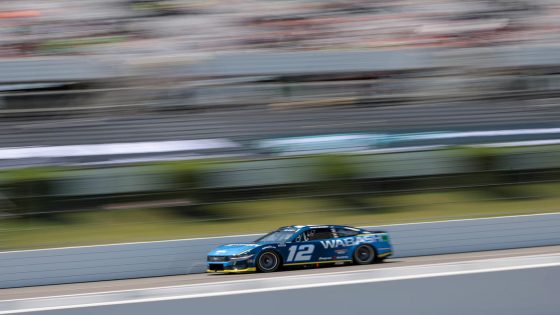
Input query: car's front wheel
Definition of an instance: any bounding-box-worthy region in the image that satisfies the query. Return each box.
[353,244,376,265]
[256,251,281,272]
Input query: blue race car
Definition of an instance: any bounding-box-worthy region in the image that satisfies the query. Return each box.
[207,225,393,273]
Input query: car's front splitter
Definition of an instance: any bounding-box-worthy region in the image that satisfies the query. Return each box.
[206,267,257,273]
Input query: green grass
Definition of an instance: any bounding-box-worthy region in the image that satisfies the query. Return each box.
[1,182,560,251]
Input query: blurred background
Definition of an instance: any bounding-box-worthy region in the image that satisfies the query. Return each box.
[2,0,560,250]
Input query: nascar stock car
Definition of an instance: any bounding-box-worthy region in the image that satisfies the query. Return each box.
[207,225,393,273]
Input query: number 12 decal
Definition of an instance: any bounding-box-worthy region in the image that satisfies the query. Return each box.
[287,244,315,262]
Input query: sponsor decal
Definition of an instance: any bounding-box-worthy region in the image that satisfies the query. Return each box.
[320,239,350,249]
[335,255,350,260]
[320,235,382,249]
[281,228,297,232]
[318,257,332,261]
[335,249,348,255]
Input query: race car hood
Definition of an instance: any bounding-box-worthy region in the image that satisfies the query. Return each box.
[208,243,260,256]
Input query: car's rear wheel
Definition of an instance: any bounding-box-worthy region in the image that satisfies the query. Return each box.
[256,251,281,272]
[353,244,376,265]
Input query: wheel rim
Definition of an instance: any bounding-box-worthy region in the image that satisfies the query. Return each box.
[355,246,374,263]
[259,252,278,271]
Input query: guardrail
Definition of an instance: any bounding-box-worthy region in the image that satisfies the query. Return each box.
[1,212,559,289]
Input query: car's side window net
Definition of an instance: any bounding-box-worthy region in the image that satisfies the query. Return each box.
[308,228,333,240]
[295,228,335,242]
[294,232,310,242]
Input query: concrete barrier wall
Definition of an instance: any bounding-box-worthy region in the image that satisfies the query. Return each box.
[386,213,560,257]
[1,213,560,289]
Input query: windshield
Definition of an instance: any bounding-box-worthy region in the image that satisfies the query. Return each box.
[255,229,296,243]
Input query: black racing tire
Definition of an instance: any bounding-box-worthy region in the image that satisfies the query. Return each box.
[256,250,281,272]
[353,244,376,265]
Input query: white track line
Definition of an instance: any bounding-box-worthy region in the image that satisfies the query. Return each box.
[2,253,560,314]
[4,251,559,303]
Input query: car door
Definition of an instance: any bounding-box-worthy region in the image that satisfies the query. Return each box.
[284,228,337,265]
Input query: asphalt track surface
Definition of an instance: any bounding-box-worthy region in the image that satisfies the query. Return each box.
[2,245,559,301]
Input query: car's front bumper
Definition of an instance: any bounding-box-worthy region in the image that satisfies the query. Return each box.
[206,266,257,273]
[207,259,256,273]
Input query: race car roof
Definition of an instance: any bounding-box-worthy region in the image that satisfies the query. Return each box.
[282,224,359,230]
